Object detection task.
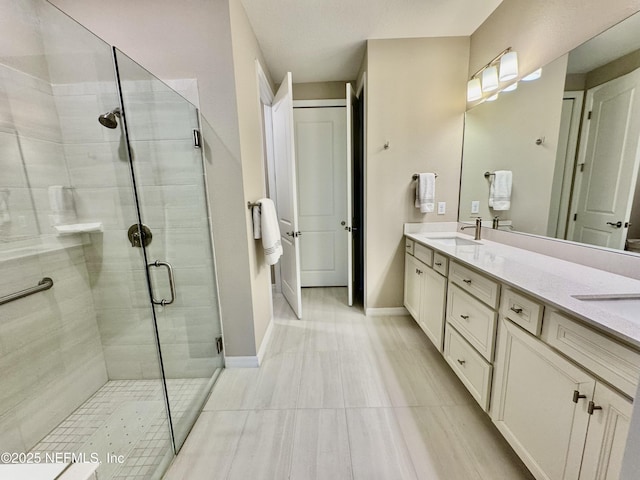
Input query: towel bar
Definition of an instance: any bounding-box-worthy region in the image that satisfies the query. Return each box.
[484,171,496,178]
[247,201,261,210]
[412,173,438,180]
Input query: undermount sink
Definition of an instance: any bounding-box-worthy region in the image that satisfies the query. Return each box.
[571,293,640,301]
[426,236,481,247]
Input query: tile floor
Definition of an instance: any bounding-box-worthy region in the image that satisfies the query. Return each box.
[164,287,534,480]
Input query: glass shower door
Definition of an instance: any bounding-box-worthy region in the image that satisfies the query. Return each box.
[113,49,223,451]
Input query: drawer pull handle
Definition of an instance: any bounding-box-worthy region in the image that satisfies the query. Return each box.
[510,306,523,314]
[572,390,587,403]
[460,314,470,320]
[587,401,603,415]
[456,359,466,366]
[463,279,472,285]
[435,262,442,266]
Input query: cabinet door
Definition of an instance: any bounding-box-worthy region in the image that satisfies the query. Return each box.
[579,382,632,480]
[419,267,446,351]
[492,319,595,480]
[404,253,423,320]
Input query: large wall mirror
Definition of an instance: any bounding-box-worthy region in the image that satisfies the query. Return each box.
[459,11,640,255]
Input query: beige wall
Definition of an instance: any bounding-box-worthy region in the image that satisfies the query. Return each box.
[470,0,640,88]
[228,0,275,354]
[459,54,567,235]
[50,0,262,357]
[365,37,469,309]
[293,81,351,100]
[586,47,640,89]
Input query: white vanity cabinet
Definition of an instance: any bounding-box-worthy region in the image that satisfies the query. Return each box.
[492,315,634,480]
[403,239,447,350]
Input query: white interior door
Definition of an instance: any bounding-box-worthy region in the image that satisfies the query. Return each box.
[571,69,640,249]
[294,106,347,288]
[273,72,302,318]
[346,83,355,306]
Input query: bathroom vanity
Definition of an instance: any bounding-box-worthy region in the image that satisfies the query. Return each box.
[403,225,640,480]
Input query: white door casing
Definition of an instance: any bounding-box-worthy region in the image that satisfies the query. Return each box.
[571,69,640,249]
[294,106,347,288]
[273,72,302,318]
[346,83,355,306]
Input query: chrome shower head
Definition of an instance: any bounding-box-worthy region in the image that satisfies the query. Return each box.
[98,107,121,129]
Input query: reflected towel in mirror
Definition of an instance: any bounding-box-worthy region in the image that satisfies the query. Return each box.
[415,173,435,213]
[489,170,512,211]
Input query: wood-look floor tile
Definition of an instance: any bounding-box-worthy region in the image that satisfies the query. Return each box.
[290,409,352,480]
[202,368,259,411]
[163,411,248,480]
[442,404,534,479]
[250,352,303,409]
[339,350,391,408]
[376,349,444,407]
[394,406,483,480]
[227,409,296,480]
[346,407,417,480]
[298,351,344,408]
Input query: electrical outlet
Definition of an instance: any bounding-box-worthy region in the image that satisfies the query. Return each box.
[437,202,446,215]
[471,201,480,214]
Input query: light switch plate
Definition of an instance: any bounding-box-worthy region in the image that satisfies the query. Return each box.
[437,202,446,215]
[471,201,480,214]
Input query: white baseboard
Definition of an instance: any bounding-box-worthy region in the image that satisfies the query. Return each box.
[365,307,410,317]
[224,356,259,368]
[256,318,274,366]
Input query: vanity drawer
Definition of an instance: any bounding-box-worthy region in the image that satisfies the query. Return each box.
[405,238,415,256]
[414,243,433,267]
[447,284,497,361]
[433,252,448,277]
[541,311,640,398]
[450,262,500,308]
[444,324,492,411]
[500,287,544,336]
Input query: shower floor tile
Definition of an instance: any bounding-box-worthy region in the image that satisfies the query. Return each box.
[32,378,212,480]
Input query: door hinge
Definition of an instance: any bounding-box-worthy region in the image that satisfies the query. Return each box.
[193,129,202,148]
[216,336,224,354]
[573,213,577,221]
[587,111,592,120]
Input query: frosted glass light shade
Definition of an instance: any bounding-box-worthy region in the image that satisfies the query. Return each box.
[482,66,499,92]
[499,51,518,81]
[522,68,542,81]
[486,93,499,102]
[467,78,482,101]
[503,82,518,92]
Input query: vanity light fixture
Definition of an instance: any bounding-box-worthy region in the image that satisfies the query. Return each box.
[499,51,519,81]
[467,78,482,102]
[482,66,499,92]
[522,68,542,81]
[503,82,518,92]
[466,47,518,102]
[486,93,499,102]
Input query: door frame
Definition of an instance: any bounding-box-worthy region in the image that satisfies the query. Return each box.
[356,72,367,310]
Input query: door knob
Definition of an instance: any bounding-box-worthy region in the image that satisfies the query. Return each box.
[606,221,623,228]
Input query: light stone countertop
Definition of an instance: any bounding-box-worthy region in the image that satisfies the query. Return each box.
[405,229,640,349]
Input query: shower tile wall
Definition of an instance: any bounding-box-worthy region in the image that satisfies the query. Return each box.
[0,8,108,453]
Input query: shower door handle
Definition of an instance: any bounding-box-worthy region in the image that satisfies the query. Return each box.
[148,260,176,306]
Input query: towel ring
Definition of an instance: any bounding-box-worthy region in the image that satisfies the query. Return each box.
[412,174,438,180]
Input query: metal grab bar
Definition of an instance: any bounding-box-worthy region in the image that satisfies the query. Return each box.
[0,277,54,306]
[148,260,176,306]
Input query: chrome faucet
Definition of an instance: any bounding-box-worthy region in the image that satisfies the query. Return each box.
[492,216,500,229]
[461,217,482,240]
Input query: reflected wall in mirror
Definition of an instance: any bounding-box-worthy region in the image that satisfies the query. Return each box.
[459,11,640,254]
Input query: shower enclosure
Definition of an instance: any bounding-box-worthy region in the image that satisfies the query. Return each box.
[0,1,223,478]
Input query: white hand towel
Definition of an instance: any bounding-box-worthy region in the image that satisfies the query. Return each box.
[257,198,283,265]
[252,203,262,240]
[489,170,512,211]
[48,185,77,226]
[414,173,435,213]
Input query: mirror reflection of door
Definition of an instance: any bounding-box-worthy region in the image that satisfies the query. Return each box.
[568,69,640,249]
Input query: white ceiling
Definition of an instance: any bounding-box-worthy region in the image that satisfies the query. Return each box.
[241,0,503,84]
